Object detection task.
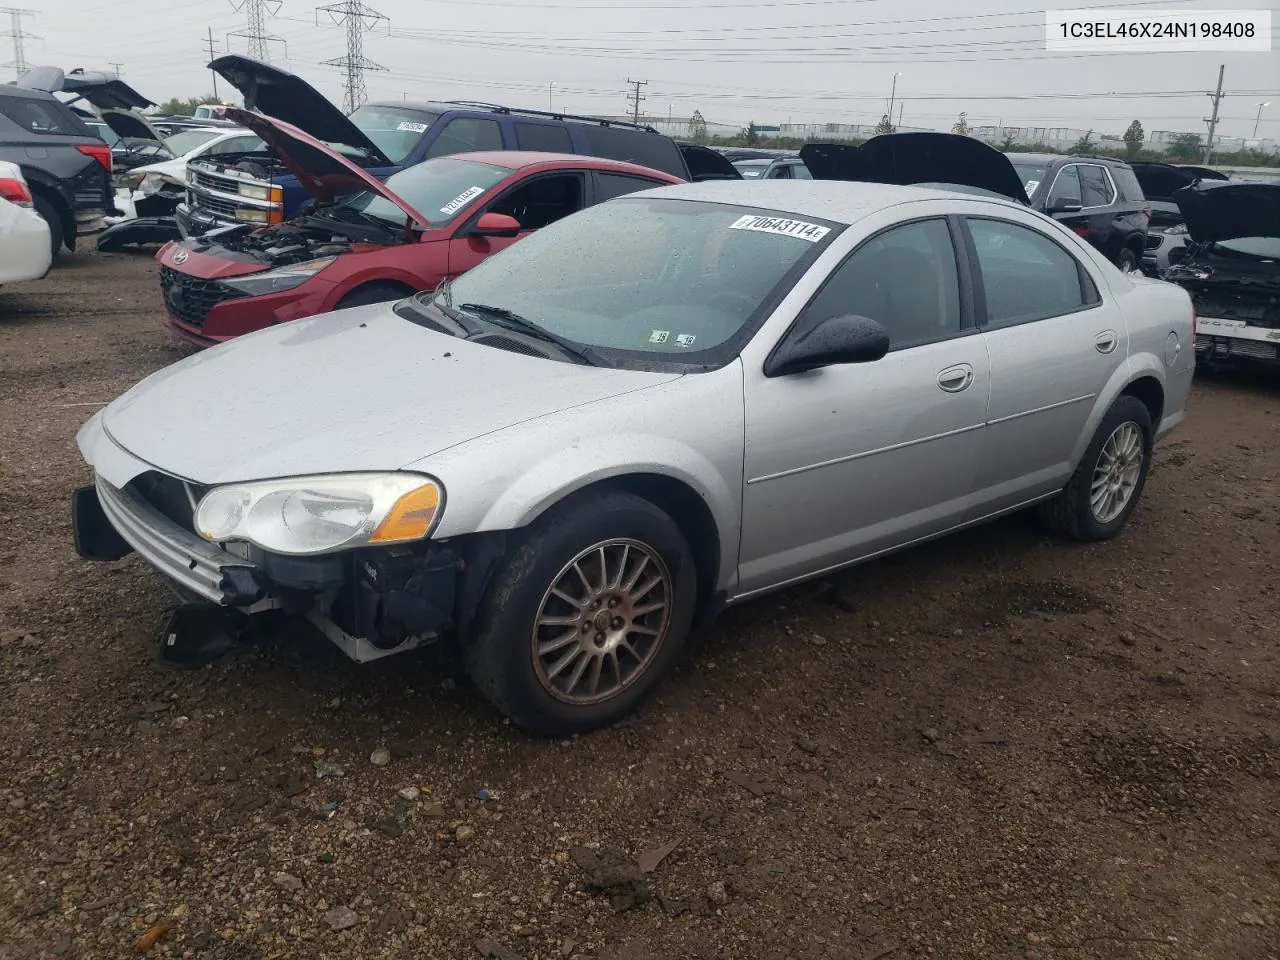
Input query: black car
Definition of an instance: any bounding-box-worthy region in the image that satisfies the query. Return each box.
[0,83,112,259]
[1006,153,1150,271]
[732,156,812,180]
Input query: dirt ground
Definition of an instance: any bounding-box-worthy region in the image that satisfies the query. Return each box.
[0,249,1277,960]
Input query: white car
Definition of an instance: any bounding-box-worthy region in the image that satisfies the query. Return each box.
[0,161,52,286]
[109,127,264,222]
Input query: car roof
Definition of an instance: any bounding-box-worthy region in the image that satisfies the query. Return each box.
[449,150,681,179]
[633,179,1024,224]
[1006,152,1062,164]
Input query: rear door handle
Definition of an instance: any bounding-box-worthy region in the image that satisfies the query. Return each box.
[937,363,974,393]
[1095,330,1118,354]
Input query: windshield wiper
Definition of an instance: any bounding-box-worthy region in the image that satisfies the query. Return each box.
[458,302,604,365]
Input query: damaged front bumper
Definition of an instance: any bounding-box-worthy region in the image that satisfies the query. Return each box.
[72,416,502,664]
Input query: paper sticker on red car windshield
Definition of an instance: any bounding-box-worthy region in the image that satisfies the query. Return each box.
[441,186,485,216]
[729,215,830,243]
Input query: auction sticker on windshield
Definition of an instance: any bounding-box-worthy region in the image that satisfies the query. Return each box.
[730,215,830,243]
[441,186,486,216]
[397,121,429,133]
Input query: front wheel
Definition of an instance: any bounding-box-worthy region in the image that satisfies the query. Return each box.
[464,490,697,735]
[1038,395,1153,541]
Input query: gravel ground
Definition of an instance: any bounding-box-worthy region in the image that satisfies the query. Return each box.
[1,248,1277,960]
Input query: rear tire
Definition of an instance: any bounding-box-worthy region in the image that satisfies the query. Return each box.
[336,282,412,309]
[464,490,697,736]
[32,195,64,262]
[1038,395,1153,542]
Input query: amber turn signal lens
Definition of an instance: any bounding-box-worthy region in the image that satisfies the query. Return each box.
[370,483,441,542]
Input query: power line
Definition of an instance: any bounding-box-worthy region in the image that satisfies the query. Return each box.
[626,78,647,123]
[205,27,222,99]
[229,0,285,61]
[109,61,123,77]
[316,0,389,113]
[0,7,37,79]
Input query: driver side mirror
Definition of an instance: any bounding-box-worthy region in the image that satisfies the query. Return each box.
[1048,199,1083,215]
[470,212,521,238]
[765,314,890,377]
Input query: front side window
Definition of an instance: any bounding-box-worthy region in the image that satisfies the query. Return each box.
[484,173,584,231]
[343,156,510,227]
[1079,165,1115,207]
[438,198,836,362]
[967,218,1092,328]
[1046,165,1082,208]
[792,218,962,349]
[348,105,440,164]
[791,163,813,180]
[425,117,504,159]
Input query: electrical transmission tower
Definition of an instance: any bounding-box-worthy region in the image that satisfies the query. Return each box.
[626,78,647,123]
[317,0,389,113]
[1,7,38,79]
[229,0,285,61]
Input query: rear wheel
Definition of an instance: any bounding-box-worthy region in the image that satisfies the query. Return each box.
[336,282,412,309]
[464,490,697,735]
[1038,395,1153,541]
[32,195,64,262]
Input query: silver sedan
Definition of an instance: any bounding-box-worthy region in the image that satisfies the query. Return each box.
[73,180,1195,734]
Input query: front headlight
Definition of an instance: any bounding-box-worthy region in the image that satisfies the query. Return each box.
[195,473,444,556]
[221,256,338,296]
[1165,223,1189,236]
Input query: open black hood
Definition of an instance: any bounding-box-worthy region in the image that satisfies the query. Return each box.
[1173,180,1280,244]
[208,55,390,165]
[675,142,742,181]
[18,66,164,144]
[800,132,1029,205]
[1129,161,1227,202]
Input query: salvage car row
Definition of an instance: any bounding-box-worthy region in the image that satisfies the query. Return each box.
[3,57,1276,736]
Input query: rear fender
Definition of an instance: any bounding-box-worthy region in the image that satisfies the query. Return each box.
[1068,354,1165,468]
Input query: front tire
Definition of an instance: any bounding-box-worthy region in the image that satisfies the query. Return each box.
[464,490,697,735]
[1038,395,1153,541]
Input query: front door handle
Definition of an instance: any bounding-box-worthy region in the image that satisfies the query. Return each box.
[937,363,974,393]
[1095,330,1118,354]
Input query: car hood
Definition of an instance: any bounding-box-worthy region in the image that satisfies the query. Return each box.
[224,107,430,224]
[208,54,391,166]
[801,133,1029,205]
[1130,161,1198,202]
[1173,181,1280,243]
[675,142,741,181]
[98,303,680,485]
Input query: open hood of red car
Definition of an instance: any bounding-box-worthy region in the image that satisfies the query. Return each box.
[223,107,431,226]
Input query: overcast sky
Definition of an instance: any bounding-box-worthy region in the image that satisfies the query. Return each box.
[19,0,1280,139]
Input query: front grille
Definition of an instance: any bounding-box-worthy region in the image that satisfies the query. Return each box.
[159,266,248,330]
[186,187,240,220]
[1145,234,1164,251]
[191,168,232,193]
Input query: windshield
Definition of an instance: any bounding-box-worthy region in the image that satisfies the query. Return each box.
[1011,163,1047,198]
[164,129,221,156]
[348,105,440,164]
[342,156,510,226]
[1213,237,1280,258]
[439,197,837,363]
[733,159,771,179]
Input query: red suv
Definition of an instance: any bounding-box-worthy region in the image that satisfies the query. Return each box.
[156,111,682,347]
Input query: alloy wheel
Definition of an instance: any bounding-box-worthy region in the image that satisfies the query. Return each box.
[1090,421,1144,523]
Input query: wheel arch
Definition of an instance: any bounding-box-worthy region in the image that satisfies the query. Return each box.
[335,276,418,308]
[1070,357,1166,469]
[25,179,73,249]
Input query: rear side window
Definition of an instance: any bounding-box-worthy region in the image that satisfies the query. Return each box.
[966,218,1096,328]
[792,163,813,180]
[515,122,573,153]
[0,95,90,137]
[425,117,504,159]
[1046,165,1082,206]
[577,125,686,178]
[595,172,666,201]
[1110,166,1145,203]
[1079,165,1116,207]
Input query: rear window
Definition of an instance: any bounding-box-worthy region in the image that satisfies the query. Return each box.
[577,125,686,179]
[515,122,573,153]
[0,94,92,137]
